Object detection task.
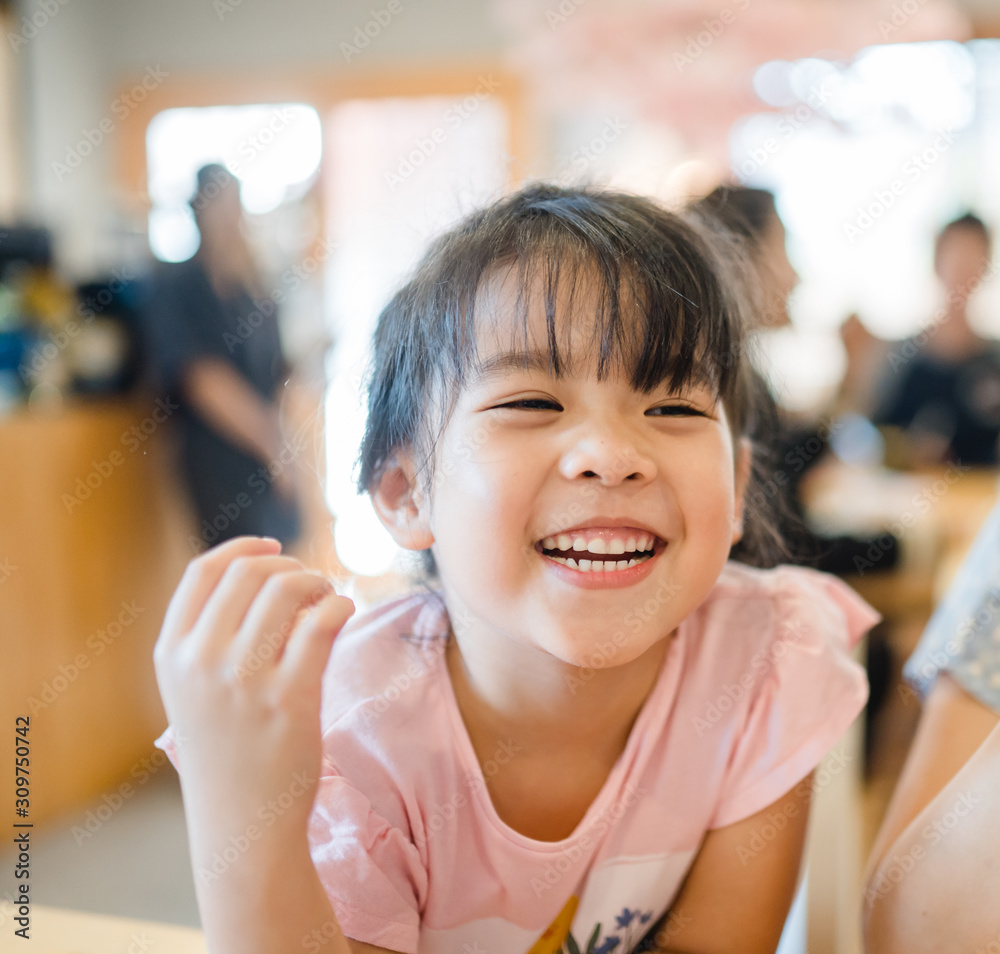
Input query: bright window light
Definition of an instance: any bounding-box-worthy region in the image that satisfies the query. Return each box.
[321,95,509,578]
[146,103,322,261]
[735,40,1000,412]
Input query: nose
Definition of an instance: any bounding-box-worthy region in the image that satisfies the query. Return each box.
[558,430,657,487]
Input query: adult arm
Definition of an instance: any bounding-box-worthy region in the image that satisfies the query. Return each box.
[862,674,1000,953]
[182,357,284,466]
[649,774,813,953]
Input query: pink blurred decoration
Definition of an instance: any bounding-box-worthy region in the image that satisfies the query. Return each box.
[495,0,972,155]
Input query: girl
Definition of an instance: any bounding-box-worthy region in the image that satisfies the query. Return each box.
[153,185,876,954]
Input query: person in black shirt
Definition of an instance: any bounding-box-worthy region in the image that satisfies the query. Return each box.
[874,213,1000,468]
[141,164,302,551]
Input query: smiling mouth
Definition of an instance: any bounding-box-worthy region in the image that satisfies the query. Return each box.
[537,531,660,573]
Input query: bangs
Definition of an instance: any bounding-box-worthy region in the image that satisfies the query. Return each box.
[455,243,733,399]
[358,184,753,497]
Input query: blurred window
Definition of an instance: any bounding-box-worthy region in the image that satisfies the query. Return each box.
[321,94,509,578]
[145,104,322,262]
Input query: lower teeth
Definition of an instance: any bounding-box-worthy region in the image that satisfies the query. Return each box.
[546,554,651,572]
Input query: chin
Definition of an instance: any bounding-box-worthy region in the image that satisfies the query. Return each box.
[544,627,660,673]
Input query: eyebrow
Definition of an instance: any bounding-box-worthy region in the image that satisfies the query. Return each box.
[471,349,562,383]
[471,347,721,394]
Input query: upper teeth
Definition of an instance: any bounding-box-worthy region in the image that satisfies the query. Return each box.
[541,532,654,553]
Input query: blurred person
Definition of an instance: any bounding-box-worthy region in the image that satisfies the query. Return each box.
[690,185,798,330]
[151,185,876,953]
[689,185,900,574]
[873,213,1000,468]
[692,186,900,773]
[830,312,890,419]
[863,499,1000,951]
[141,163,302,550]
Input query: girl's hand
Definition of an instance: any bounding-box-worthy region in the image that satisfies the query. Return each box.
[153,535,355,838]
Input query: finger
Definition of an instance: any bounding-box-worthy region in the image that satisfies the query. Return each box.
[229,570,334,669]
[193,554,309,657]
[158,536,281,648]
[280,592,356,682]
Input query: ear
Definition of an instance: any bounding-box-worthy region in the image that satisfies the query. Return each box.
[731,437,752,545]
[369,451,435,551]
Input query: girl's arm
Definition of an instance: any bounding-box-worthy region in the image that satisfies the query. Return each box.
[648,774,813,954]
[153,535,396,954]
[862,674,1000,953]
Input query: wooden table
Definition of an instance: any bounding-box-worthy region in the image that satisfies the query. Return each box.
[0,902,206,953]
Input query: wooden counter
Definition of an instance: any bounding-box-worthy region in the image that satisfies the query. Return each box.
[0,394,197,825]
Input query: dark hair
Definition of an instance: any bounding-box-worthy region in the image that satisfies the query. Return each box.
[189,163,238,216]
[356,183,791,576]
[692,186,778,244]
[935,211,992,258]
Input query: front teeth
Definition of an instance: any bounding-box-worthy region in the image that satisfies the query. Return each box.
[547,555,649,572]
[541,532,654,554]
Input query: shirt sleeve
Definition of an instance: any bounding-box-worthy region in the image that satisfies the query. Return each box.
[709,566,877,829]
[307,772,425,952]
[904,500,1000,711]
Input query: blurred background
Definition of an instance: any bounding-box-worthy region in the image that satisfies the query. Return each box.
[2,0,1000,951]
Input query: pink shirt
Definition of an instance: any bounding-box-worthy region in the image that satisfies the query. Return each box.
[156,561,876,953]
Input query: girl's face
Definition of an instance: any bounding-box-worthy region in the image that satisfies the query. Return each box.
[384,269,750,669]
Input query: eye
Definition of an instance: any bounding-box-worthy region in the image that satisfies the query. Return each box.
[495,398,563,411]
[646,403,707,417]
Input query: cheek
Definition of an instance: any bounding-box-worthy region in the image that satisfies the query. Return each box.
[430,429,537,557]
[671,442,737,536]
